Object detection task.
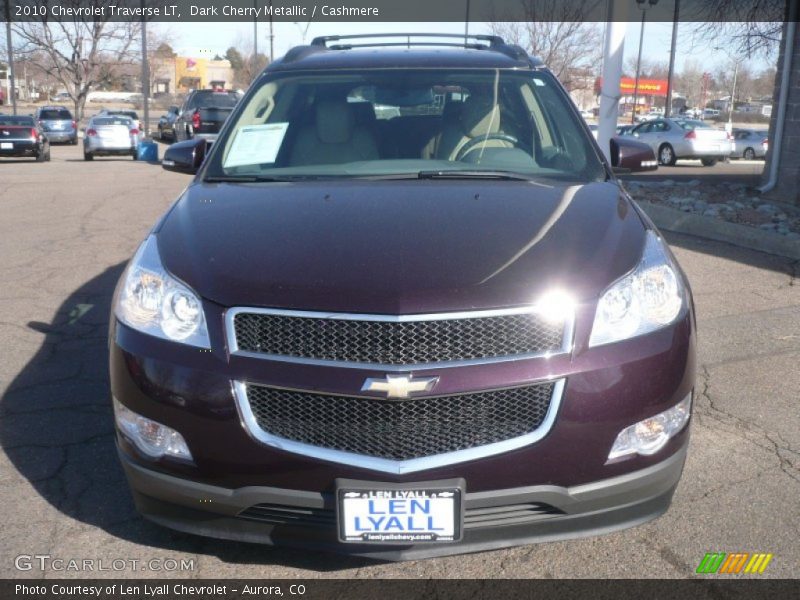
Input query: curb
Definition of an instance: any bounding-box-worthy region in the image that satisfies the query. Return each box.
[637,200,800,261]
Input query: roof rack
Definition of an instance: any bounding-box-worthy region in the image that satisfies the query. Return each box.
[309,33,529,61]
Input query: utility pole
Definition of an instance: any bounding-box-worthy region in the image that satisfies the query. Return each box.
[141,2,150,136]
[464,0,471,43]
[4,0,17,115]
[253,0,258,59]
[727,60,739,133]
[631,0,659,124]
[269,0,274,62]
[664,0,680,117]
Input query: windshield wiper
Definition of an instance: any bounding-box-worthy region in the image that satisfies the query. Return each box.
[417,170,539,181]
[204,175,325,183]
[204,176,261,183]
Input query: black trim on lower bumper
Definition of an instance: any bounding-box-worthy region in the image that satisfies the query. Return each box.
[119,444,687,560]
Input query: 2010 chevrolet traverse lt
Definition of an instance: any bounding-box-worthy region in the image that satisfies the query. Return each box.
[110,34,695,560]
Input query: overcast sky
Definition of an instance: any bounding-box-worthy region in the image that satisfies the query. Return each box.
[160,20,774,74]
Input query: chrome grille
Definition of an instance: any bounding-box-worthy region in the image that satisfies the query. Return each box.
[243,381,556,462]
[230,308,567,367]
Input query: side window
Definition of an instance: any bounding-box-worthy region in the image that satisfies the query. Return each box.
[634,123,651,134]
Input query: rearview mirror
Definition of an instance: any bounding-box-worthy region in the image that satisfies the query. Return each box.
[609,137,658,174]
[162,138,207,174]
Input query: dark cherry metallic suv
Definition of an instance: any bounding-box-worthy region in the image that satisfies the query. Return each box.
[111,34,695,559]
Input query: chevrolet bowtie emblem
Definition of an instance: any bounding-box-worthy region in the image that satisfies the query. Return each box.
[361,374,439,399]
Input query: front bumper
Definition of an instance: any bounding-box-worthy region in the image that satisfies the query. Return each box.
[121,443,686,560]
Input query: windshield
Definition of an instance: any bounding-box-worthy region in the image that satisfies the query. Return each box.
[204,69,605,182]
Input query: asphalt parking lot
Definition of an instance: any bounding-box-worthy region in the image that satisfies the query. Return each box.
[0,144,797,579]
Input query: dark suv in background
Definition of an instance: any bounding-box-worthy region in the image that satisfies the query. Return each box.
[34,106,77,144]
[111,34,694,560]
[173,88,243,143]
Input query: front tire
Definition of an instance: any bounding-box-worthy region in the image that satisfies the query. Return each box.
[701,158,718,167]
[658,143,676,166]
[743,147,755,160]
[83,151,93,161]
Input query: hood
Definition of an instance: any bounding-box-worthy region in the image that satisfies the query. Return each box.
[156,179,646,313]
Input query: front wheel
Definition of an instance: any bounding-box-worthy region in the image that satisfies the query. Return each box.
[658,143,676,166]
[701,158,718,167]
[743,147,755,160]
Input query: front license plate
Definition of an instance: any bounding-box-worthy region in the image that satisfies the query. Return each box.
[338,485,462,543]
[0,142,12,149]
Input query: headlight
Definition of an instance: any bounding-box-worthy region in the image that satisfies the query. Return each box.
[113,398,192,460]
[608,393,692,461]
[589,231,684,347]
[115,235,210,347]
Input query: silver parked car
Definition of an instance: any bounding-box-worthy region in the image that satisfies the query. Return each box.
[629,118,732,166]
[83,115,139,161]
[730,129,769,160]
[35,106,78,144]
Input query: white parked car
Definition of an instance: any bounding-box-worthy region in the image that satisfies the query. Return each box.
[629,118,732,166]
[83,115,140,161]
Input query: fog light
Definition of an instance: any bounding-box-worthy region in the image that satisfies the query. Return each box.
[113,398,192,460]
[608,393,692,461]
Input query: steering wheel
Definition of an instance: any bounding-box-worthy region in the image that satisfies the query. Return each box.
[455,133,519,161]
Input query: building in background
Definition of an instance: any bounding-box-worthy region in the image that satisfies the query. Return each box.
[174,56,234,92]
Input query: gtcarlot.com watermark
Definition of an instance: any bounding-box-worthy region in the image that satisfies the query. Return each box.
[14,554,195,572]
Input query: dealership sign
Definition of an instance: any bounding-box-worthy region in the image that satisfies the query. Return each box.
[595,78,669,96]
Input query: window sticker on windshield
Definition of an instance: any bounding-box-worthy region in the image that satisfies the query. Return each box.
[224,123,289,168]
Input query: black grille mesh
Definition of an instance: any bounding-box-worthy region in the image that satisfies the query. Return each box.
[233,311,565,365]
[245,382,555,461]
[237,501,564,530]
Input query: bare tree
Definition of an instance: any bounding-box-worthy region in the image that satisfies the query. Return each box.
[226,37,268,89]
[12,2,140,119]
[489,1,603,92]
[674,59,708,108]
[147,29,178,99]
[685,0,784,59]
[623,57,670,81]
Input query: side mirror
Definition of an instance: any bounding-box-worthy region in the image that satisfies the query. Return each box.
[610,137,658,174]
[162,138,207,174]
